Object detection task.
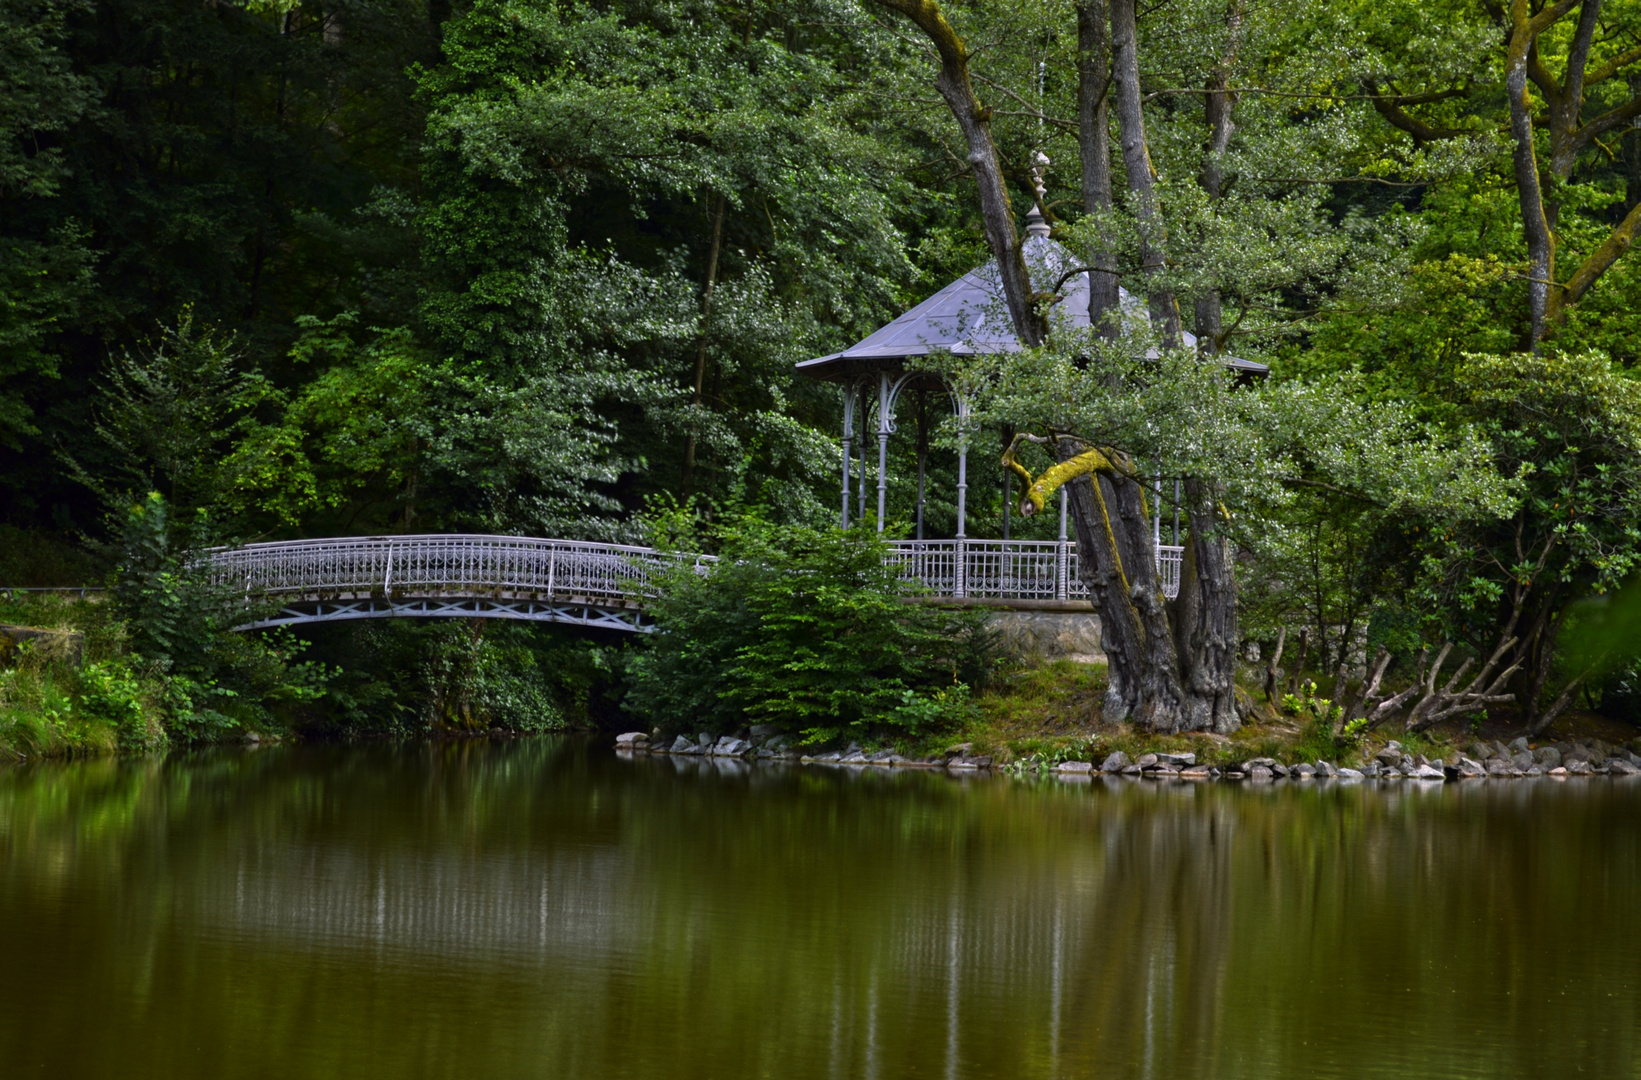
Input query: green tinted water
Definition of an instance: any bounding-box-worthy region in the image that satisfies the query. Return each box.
[0,739,1637,1079]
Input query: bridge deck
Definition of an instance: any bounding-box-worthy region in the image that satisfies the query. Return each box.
[207,534,1184,631]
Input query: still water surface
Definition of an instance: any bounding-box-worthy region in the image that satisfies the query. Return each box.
[0,738,1637,1079]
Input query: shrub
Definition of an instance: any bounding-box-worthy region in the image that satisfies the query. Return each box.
[627,521,996,743]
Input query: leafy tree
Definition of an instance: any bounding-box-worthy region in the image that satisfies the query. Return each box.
[72,312,314,535]
[1422,350,1641,733]
[416,0,926,528]
[0,0,95,447]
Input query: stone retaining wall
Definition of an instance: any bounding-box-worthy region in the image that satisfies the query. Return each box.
[985,611,1104,665]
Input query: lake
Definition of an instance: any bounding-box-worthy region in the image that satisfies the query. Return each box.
[0,738,1637,1079]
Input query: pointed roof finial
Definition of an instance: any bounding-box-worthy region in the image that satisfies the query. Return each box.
[1025,151,1051,238]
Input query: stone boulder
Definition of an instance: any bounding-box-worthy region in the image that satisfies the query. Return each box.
[1511,751,1535,771]
[1054,761,1095,774]
[1338,767,1365,780]
[711,737,751,757]
[1315,761,1338,778]
[1156,752,1197,767]
[1609,758,1641,776]
[1412,763,1446,780]
[1135,753,1160,769]
[1508,736,1530,754]
[1293,763,1317,779]
[1535,746,1562,768]
[669,735,697,754]
[615,732,650,749]
[1456,757,1486,778]
[1099,751,1132,773]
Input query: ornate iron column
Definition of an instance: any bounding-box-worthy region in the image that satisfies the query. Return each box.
[840,383,858,528]
[875,372,892,531]
[1056,488,1069,600]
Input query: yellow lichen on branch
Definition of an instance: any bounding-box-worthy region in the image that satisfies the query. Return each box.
[1021,449,1120,516]
[1000,435,1132,595]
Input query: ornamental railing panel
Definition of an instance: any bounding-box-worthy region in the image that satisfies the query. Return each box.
[204,535,697,606]
[884,540,1182,601]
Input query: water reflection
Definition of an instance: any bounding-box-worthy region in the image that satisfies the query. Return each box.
[0,739,1637,1079]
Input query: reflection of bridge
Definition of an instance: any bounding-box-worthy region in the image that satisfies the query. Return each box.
[209,534,1184,632]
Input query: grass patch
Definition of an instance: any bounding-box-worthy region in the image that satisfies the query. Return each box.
[892,656,1472,769]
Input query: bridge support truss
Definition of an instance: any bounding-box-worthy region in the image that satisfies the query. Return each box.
[236,597,651,633]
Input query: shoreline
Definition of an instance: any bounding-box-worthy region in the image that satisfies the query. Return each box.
[626,731,1641,782]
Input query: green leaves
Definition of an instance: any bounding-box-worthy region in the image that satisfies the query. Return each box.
[628,520,993,740]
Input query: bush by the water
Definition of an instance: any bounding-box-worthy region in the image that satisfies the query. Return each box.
[626,522,995,743]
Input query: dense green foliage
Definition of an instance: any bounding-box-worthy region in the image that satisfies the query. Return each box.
[627,523,993,741]
[5,0,1641,745]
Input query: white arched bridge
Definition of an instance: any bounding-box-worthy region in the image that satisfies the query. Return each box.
[208,534,1184,632]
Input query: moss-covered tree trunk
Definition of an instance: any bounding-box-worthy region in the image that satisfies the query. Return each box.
[1054,440,1238,734]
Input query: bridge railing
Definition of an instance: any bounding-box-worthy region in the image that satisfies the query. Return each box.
[205,534,701,605]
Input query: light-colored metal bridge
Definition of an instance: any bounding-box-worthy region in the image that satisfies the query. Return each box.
[208,534,1184,632]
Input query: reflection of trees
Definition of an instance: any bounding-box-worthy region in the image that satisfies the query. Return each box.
[0,750,1638,1078]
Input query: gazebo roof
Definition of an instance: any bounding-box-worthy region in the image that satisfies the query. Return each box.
[797,233,1268,382]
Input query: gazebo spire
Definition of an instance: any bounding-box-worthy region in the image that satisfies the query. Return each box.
[1024,152,1051,239]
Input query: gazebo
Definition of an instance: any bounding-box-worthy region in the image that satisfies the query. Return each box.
[796,205,1266,601]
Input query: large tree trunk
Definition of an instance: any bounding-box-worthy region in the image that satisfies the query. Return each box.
[1109,0,1183,348]
[1077,0,1121,339]
[1052,440,1237,733]
[1058,443,1187,729]
[870,0,1046,347]
[1171,478,1240,732]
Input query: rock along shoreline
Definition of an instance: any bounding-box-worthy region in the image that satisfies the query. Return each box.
[615,730,1641,783]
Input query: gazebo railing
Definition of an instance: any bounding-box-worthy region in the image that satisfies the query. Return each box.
[884,539,1183,601]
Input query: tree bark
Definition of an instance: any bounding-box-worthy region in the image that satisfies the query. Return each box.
[1077,0,1121,339]
[1505,5,1556,349]
[1109,0,1183,348]
[870,0,1046,346]
[1193,0,1243,354]
[1022,436,1184,729]
[1171,478,1240,732]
